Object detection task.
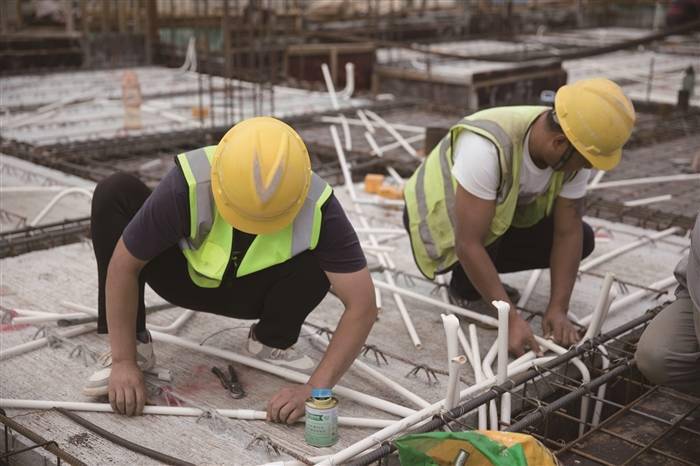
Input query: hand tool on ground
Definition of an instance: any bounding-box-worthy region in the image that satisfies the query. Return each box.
[212,364,245,399]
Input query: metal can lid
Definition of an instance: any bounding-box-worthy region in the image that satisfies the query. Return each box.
[311,388,332,399]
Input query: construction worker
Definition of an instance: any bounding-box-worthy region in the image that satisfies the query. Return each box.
[404,78,636,356]
[84,117,377,423]
[636,211,700,394]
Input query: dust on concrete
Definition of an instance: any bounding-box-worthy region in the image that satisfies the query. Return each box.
[67,432,92,449]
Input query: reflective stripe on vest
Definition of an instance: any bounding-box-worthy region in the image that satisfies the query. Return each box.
[404,106,569,279]
[176,146,332,287]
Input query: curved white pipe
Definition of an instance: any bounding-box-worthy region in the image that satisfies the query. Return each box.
[29,188,93,226]
[538,338,591,436]
[340,62,355,99]
[0,399,394,428]
[63,301,194,335]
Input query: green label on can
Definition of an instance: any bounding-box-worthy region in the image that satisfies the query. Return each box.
[305,400,338,447]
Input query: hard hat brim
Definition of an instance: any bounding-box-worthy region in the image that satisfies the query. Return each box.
[211,175,303,235]
[579,146,622,171]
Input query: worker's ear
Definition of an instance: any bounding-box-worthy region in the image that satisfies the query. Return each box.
[551,133,569,153]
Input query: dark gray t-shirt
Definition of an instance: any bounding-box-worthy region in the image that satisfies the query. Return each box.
[122,166,367,274]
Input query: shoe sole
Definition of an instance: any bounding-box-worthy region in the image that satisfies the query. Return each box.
[82,385,109,397]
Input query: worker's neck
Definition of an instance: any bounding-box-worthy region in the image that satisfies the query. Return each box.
[528,113,551,170]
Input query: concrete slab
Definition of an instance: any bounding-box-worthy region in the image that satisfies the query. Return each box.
[0,193,686,464]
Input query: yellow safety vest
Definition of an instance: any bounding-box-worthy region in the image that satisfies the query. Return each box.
[176,146,333,288]
[404,106,574,279]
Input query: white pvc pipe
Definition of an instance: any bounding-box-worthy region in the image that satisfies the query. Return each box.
[8,309,62,317]
[306,329,428,409]
[146,309,195,334]
[445,356,467,411]
[587,174,700,190]
[320,116,424,133]
[582,273,616,342]
[320,63,340,110]
[517,269,543,308]
[591,345,609,427]
[0,399,395,428]
[0,324,96,360]
[0,186,70,193]
[63,301,194,335]
[494,301,511,429]
[587,170,605,188]
[579,275,675,327]
[386,167,405,186]
[365,131,384,157]
[363,110,419,158]
[538,338,590,436]
[29,188,93,226]
[12,312,89,325]
[481,342,500,430]
[441,314,461,409]
[316,354,573,465]
[367,133,424,157]
[340,62,355,99]
[356,109,374,134]
[623,194,672,207]
[579,227,679,272]
[373,279,498,327]
[468,324,488,430]
[331,125,422,348]
[150,331,415,418]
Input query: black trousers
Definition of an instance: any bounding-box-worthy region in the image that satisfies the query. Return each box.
[403,208,595,300]
[91,173,330,349]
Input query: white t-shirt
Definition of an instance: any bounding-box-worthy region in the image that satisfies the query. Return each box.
[451,130,590,204]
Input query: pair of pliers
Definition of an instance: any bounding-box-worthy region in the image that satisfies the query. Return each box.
[212,364,246,399]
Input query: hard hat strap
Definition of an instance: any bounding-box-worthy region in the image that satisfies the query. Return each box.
[552,143,576,171]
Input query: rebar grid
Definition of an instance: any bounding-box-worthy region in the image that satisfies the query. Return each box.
[347,304,666,466]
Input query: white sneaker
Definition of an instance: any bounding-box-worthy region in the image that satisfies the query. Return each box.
[82,330,156,397]
[246,325,315,372]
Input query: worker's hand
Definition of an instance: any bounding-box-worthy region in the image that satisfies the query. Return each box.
[108,360,146,417]
[508,311,543,357]
[542,310,580,348]
[267,383,312,425]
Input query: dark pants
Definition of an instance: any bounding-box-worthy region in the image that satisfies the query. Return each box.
[91,173,330,349]
[403,208,595,300]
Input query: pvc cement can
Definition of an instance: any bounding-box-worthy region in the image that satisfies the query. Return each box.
[305,389,338,447]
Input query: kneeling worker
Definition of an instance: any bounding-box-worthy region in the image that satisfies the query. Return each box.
[84,117,377,423]
[404,78,635,356]
[636,211,700,394]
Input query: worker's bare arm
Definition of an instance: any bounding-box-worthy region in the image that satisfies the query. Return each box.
[544,196,584,346]
[106,238,148,416]
[454,185,541,356]
[267,267,377,424]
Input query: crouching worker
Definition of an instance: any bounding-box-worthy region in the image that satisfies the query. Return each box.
[636,211,700,394]
[84,117,377,423]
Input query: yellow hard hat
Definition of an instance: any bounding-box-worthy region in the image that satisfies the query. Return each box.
[211,116,311,235]
[554,78,636,171]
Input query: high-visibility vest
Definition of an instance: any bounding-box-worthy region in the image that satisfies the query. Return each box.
[176,146,333,288]
[404,106,574,279]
